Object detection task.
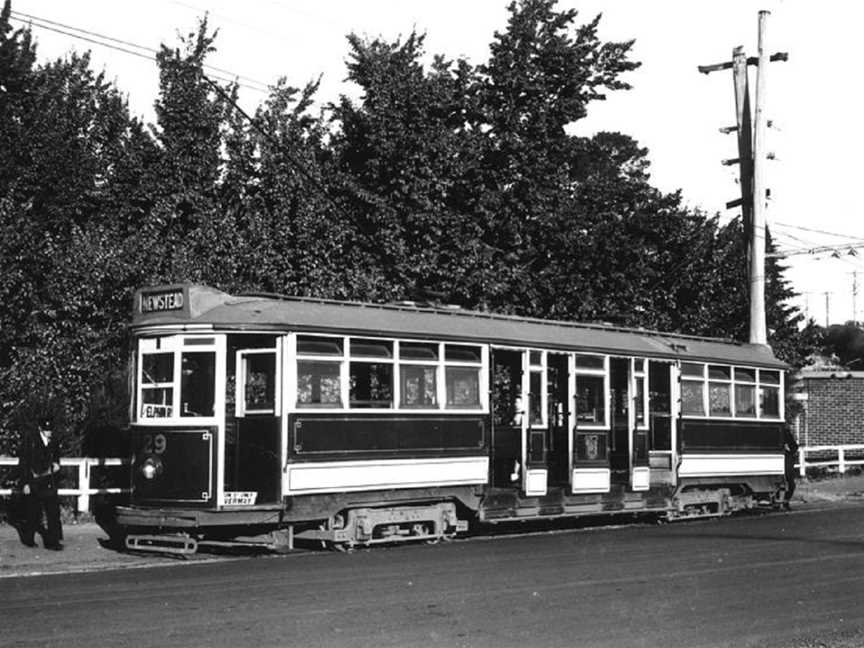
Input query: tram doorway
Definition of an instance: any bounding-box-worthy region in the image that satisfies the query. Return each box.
[609,358,630,486]
[609,357,650,491]
[490,349,523,489]
[490,349,570,495]
[224,335,282,505]
[546,353,570,486]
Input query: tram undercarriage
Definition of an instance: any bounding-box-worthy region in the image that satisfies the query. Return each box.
[103,477,789,556]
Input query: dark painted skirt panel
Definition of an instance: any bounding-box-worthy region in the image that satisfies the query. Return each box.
[290,414,487,460]
[679,419,784,453]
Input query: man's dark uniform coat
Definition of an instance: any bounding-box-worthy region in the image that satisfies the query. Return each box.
[18,428,63,548]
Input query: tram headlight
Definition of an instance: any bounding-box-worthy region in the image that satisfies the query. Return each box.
[141,456,163,480]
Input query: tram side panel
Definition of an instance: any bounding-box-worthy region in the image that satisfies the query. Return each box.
[283,413,489,521]
[675,419,786,513]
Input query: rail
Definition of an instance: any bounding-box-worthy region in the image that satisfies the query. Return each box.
[797,444,864,477]
[0,456,130,512]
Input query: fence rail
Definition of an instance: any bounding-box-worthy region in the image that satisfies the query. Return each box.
[0,456,130,512]
[797,444,864,477]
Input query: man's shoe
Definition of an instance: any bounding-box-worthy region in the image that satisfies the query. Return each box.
[44,543,63,551]
[21,539,36,548]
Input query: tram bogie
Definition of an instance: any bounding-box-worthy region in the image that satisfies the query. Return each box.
[103,284,793,554]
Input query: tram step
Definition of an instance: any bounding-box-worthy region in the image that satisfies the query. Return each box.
[126,534,198,556]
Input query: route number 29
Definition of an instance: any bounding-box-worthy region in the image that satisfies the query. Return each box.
[143,433,167,455]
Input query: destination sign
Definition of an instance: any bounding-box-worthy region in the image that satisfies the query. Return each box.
[224,491,258,506]
[141,290,184,313]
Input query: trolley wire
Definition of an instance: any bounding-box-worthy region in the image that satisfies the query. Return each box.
[8,10,270,93]
[8,8,392,251]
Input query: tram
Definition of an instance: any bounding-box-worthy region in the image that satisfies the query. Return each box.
[105,284,789,553]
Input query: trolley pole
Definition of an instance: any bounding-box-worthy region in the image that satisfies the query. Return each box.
[698,10,787,346]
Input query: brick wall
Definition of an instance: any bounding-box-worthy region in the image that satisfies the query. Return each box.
[795,372,864,446]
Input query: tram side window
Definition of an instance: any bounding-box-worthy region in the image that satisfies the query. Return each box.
[633,359,647,427]
[681,362,706,416]
[528,351,544,425]
[445,344,482,409]
[734,368,757,416]
[399,342,439,409]
[446,367,481,408]
[141,352,174,418]
[349,338,394,408]
[180,352,216,417]
[760,370,781,417]
[243,353,276,412]
[575,354,607,426]
[576,375,605,425]
[401,365,437,408]
[350,362,393,408]
[297,361,342,408]
[707,365,732,417]
[296,335,344,408]
[682,363,782,419]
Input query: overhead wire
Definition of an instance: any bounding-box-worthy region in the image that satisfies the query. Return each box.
[8,8,386,247]
[772,220,864,242]
[8,10,270,93]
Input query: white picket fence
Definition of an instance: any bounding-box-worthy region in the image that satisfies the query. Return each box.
[797,444,864,477]
[0,456,130,512]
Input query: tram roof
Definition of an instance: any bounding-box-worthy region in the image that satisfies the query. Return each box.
[133,284,787,369]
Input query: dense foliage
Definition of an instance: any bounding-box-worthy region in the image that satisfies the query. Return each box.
[0,0,817,454]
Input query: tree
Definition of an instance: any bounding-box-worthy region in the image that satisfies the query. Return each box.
[0,2,149,453]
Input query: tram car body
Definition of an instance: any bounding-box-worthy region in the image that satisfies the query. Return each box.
[108,284,789,552]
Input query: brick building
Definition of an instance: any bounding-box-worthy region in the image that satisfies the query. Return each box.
[792,370,864,447]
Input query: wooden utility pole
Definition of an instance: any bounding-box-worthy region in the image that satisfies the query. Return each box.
[698,10,787,346]
[749,10,771,345]
[732,46,753,255]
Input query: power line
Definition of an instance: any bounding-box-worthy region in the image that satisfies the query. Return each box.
[9,10,270,93]
[9,8,388,247]
[772,220,864,242]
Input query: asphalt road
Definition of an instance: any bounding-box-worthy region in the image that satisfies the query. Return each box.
[3,504,864,648]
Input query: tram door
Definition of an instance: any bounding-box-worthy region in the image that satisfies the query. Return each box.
[490,349,524,489]
[609,358,650,491]
[609,358,630,486]
[223,338,282,505]
[546,353,570,486]
[491,349,567,496]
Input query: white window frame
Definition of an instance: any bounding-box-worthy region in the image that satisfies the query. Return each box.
[348,337,396,411]
[707,363,734,418]
[396,340,441,410]
[680,362,784,421]
[136,334,223,425]
[526,349,548,428]
[632,358,649,431]
[574,353,610,430]
[293,333,347,410]
[287,333,489,414]
[236,348,281,417]
[757,368,783,419]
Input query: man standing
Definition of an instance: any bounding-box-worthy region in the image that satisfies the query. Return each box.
[18,418,63,550]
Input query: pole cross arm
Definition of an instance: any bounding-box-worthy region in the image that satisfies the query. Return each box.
[698,51,788,74]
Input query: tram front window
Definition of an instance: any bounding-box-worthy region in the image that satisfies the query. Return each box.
[141,352,174,418]
[180,352,216,417]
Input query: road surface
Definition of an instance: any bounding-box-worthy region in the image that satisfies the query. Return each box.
[3,504,864,647]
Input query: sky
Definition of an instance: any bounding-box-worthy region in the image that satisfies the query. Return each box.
[10,0,864,327]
